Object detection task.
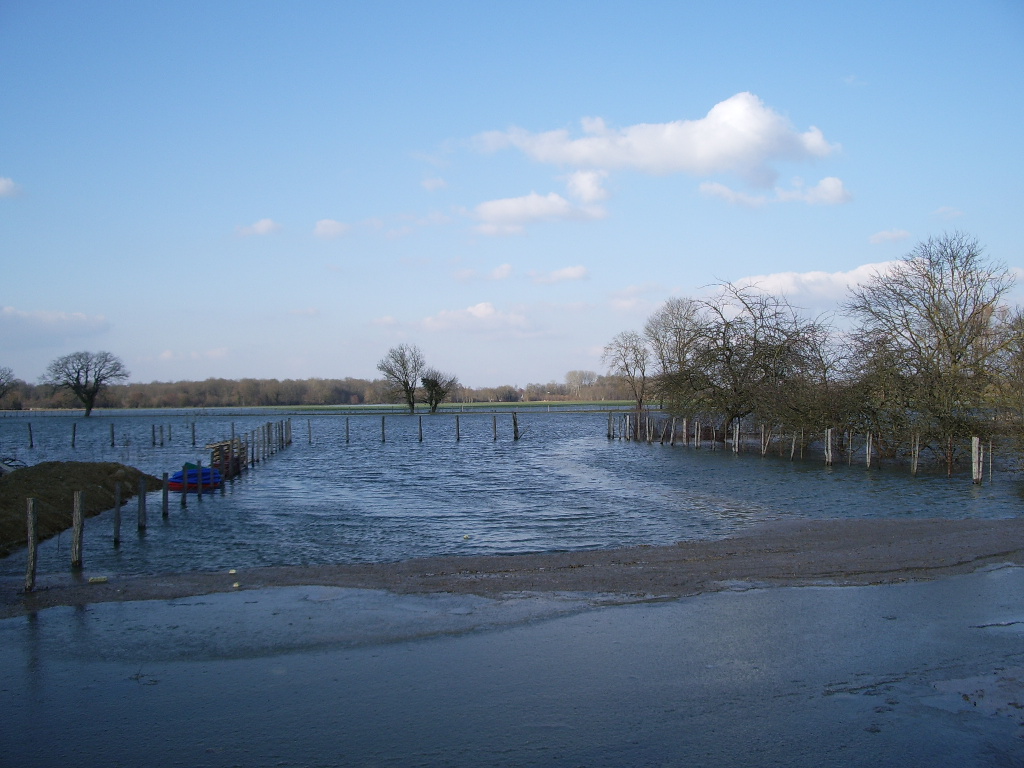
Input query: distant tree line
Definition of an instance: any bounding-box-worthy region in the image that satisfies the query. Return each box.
[603,233,1024,474]
[0,359,634,413]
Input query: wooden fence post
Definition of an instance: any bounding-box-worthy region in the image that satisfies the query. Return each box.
[25,498,38,592]
[138,477,148,530]
[28,422,33,448]
[456,415,461,442]
[71,490,84,569]
[113,481,122,545]
[513,412,520,441]
[381,416,386,443]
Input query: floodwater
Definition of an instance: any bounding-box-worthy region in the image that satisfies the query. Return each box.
[1,408,1022,579]
[2,566,1023,767]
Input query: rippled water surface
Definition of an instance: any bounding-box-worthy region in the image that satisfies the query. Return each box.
[2,408,1022,577]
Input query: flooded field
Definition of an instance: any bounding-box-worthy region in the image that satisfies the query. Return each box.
[1,408,1021,578]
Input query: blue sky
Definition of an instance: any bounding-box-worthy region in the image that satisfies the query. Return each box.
[2,1,1022,388]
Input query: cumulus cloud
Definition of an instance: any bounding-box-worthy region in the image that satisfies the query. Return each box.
[422,302,527,333]
[699,182,768,207]
[778,177,851,205]
[477,92,838,187]
[0,306,109,345]
[734,262,899,307]
[237,218,281,236]
[701,176,850,207]
[313,219,349,239]
[421,177,447,191]
[532,265,589,284]
[869,229,911,244]
[474,191,605,235]
[0,177,18,197]
[933,206,963,219]
[564,170,609,202]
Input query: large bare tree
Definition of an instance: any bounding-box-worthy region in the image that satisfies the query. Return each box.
[42,351,129,416]
[845,232,1020,473]
[377,344,426,413]
[602,331,651,424]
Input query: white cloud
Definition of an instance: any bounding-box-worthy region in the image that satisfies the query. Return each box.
[734,262,899,306]
[490,263,513,280]
[313,219,349,239]
[609,283,661,314]
[933,206,964,219]
[532,265,589,284]
[699,182,768,207]
[783,176,851,205]
[237,218,281,236]
[0,306,110,345]
[701,176,850,207]
[564,170,608,202]
[0,177,18,197]
[421,177,447,191]
[477,92,838,187]
[869,229,911,244]
[474,191,605,235]
[422,302,527,333]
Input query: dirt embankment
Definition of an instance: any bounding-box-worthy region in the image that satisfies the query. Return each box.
[0,462,162,557]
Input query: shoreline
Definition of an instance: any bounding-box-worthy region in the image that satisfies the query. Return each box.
[4,516,1024,619]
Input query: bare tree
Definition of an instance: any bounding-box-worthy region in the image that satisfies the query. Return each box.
[845,232,1021,473]
[602,331,651,422]
[564,370,598,398]
[377,344,426,413]
[420,368,458,413]
[0,366,15,402]
[42,351,129,416]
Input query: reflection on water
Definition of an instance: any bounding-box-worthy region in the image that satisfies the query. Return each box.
[1,409,1021,577]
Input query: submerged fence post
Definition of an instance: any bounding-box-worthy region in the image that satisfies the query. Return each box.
[28,422,34,449]
[513,412,521,441]
[381,416,386,443]
[25,498,38,592]
[113,481,122,545]
[419,415,423,442]
[972,436,983,484]
[138,477,147,530]
[110,423,115,448]
[71,491,84,569]
[493,415,498,442]
[456,415,461,442]
[71,422,77,448]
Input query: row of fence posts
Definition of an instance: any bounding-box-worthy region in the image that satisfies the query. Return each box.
[22,418,293,592]
[21,421,202,449]
[311,413,524,444]
[609,412,993,483]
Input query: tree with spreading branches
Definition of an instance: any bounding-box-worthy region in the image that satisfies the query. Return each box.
[42,351,129,416]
